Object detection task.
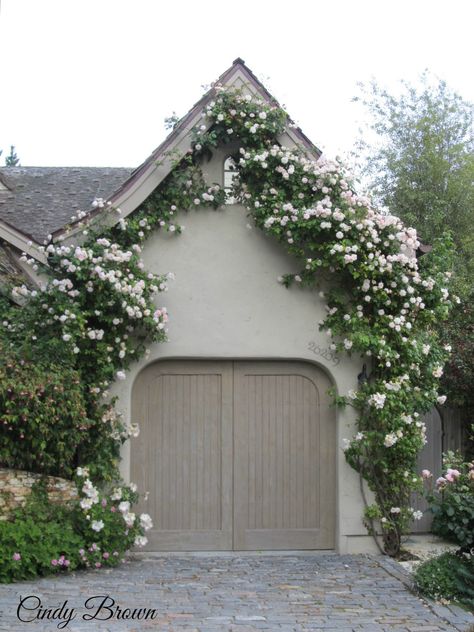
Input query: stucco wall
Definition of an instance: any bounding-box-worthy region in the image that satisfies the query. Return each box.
[112,145,377,553]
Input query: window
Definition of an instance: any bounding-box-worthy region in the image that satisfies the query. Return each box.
[224,156,238,204]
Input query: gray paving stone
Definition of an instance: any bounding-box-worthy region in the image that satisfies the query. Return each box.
[0,554,472,631]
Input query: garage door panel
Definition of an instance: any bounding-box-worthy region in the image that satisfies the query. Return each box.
[233,362,335,550]
[156,373,221,530]
[241,374,320,530]
[131,361,233,550]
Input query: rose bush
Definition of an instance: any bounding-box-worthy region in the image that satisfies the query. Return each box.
[0,469,152,583]
[72,467,152,567]
[416,449,474,610]
[423,450,474,551]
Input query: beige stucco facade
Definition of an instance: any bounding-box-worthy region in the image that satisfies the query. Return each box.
[111,145,378,554]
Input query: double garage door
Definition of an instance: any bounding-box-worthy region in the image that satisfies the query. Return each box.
[131,360,335,550]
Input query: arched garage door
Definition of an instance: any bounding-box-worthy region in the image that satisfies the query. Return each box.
[131,360,336,550]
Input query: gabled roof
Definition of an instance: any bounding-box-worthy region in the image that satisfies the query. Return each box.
[0,58,322,255]
[0,166,132,244]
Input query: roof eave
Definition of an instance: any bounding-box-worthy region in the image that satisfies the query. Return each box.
[0,219,48,264]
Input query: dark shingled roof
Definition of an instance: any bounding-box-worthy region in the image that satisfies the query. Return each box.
[0,167,133,243]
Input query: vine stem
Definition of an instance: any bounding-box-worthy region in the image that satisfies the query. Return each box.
[358,468,385,555]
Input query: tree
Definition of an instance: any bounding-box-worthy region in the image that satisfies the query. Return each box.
[353,74,474,417]
[4,145,19,166]
[0,145,20,166]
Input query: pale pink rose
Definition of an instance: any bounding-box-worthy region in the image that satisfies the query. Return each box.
[421,469,432,479]
[445,468,460,482]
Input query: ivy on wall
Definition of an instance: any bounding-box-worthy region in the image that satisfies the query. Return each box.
[2,86,454,556]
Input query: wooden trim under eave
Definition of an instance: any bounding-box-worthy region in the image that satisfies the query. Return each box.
[0,220,48,264]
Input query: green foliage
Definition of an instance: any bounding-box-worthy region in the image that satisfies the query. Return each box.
[414,552,474,610]
[441,295,474,409]
[425,451,474,550]
[0,474,150,583]
[0,343,88,477]
[164,112,180,131]
[192,89,287,158]
[354,74,474,262]
[353,73,474,410]
[0,482,84,583]
[414,552,462,602]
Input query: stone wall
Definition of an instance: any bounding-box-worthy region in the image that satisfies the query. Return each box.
[0,468,77,520]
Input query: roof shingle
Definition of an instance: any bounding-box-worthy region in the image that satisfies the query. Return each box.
[0,166,132,243]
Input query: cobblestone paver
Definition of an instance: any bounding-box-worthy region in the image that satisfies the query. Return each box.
[0,554,472,631]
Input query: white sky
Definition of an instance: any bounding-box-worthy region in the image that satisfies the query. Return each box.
[0,0,473,168]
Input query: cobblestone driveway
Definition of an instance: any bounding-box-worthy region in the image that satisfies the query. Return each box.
[0,553,472,632]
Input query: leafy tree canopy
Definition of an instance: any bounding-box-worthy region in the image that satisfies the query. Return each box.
[353,73,474,410]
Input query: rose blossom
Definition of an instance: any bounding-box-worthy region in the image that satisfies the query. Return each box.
[91,520,104,532]
[140,513,153,531]
[445,468,460,482]
[134,535,148,547]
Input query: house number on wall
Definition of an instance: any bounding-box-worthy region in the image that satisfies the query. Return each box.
[307,341,340,366]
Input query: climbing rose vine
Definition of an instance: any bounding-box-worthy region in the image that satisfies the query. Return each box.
[191,87,454,556]
[4,86,454,556]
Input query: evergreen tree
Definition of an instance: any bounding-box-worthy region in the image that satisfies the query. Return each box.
[4,145,19,166]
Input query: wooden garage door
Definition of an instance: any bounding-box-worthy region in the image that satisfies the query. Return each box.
[131,360,335,550]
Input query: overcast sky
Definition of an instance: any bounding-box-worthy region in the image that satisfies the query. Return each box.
[0,0,473,168]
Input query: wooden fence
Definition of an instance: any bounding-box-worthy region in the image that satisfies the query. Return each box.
[411,406,467,533]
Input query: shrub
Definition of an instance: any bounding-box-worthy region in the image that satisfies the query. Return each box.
[414,551,474,610]
[0,481,83,583]
[0,471,152,583]
[0,344,89,477]
[71,468,151,569]
[424,452,474,551]
[414,552,463,602]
